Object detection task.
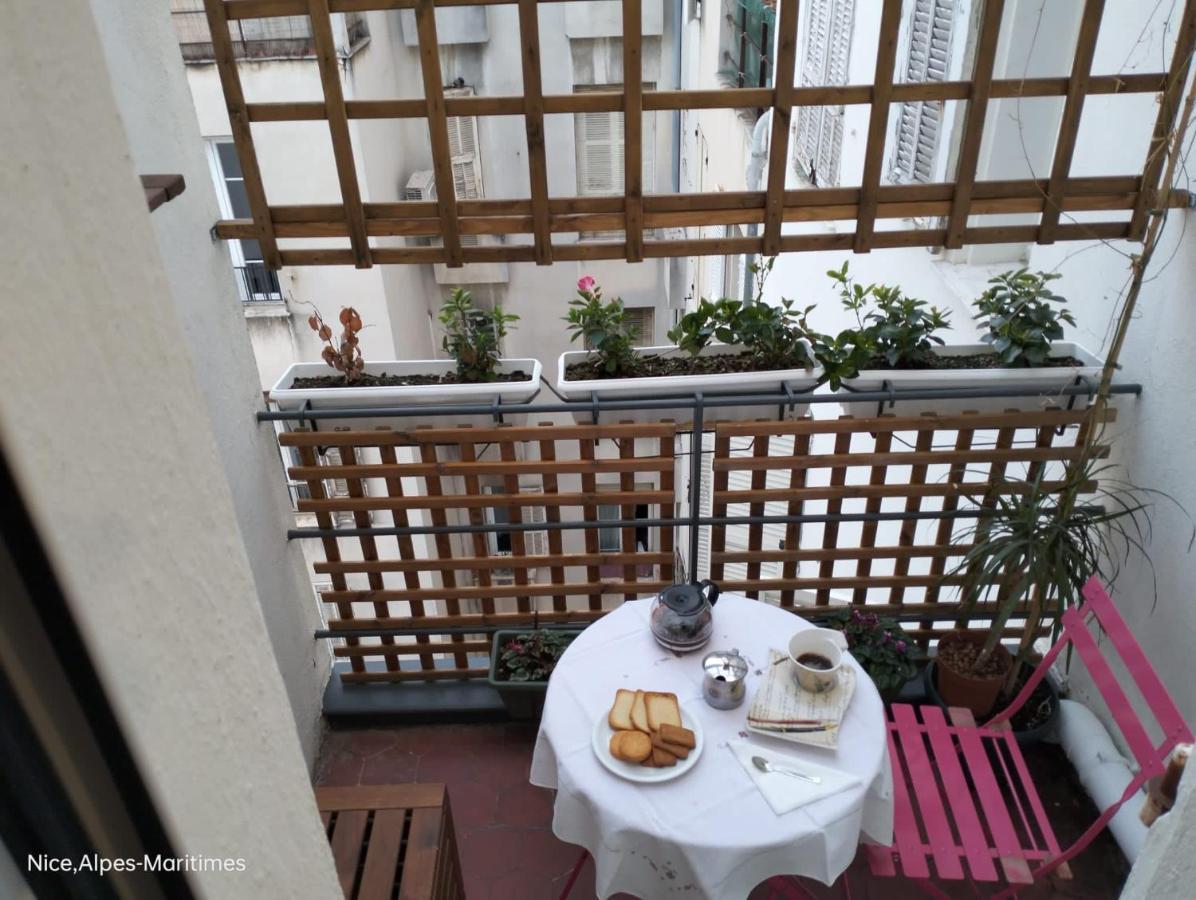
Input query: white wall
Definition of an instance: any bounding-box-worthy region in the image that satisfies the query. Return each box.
[92,0,330,766]
[0,2,341,897]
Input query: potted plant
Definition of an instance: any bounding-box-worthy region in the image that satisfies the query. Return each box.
[555,264,822,424]
[487,628,581,720]
[825,607,919,702]
[930,439,1191,727]
[269,292,541,427]
[821,265,1105,415]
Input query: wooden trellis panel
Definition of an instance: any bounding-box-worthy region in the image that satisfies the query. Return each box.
[280,422,676,683]
[206,0,1196,267]
[709,406,1114,645]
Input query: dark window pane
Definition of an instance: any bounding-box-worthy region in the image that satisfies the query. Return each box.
[216,142,242,179]
[239,239,263,263]
[226,179,252,219]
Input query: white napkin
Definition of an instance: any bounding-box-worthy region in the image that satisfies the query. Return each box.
[729,740,862,816]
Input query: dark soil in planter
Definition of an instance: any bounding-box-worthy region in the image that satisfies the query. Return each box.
[565,351,812,381]
[291,370,532,389]
[862,351,1083,371]
[937,636,1010,680]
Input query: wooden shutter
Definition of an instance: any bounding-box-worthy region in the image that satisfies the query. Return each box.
[892,0,955,184]
[794,0,854,187]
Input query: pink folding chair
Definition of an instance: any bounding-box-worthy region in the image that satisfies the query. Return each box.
[871,576,1193,896]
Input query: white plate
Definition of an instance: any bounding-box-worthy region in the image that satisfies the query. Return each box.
[591,704,705,783]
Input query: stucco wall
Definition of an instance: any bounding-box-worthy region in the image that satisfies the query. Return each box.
[0,3,340,897]
[90,0,331,766]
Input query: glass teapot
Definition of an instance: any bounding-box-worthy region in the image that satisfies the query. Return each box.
[649,580,721,652]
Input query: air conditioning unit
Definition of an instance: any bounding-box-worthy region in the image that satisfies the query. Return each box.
[404,169,436,201]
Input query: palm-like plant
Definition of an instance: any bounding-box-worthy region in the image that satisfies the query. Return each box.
[948,438,1192,690]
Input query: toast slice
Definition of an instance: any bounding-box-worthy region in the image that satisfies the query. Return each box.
[659,723,696,749]
[608,689,636,731]
[651,747,678,767]
[645,691,682,731]
[650,730,690,760]
[630,690,650,733]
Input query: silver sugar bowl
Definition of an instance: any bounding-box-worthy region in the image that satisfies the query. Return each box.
[702,648,749,710]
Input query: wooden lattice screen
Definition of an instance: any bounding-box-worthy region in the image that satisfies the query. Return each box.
[282,421,677,682]
[708,406,1111,647]
[280,408,1110,682]
[207,0,1196,268]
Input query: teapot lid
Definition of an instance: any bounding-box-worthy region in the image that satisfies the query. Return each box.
[660,583,704,616]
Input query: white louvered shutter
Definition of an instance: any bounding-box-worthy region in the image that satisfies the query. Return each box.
[446,89,484,247]
[892,0,955,184]
[575,85,655,238]
[794,0,854,187]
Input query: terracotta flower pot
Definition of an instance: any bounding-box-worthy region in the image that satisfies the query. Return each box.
[933,632,1012,718]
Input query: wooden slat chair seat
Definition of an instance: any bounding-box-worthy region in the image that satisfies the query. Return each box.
[316,784,465,900]
[871,577,1193,896]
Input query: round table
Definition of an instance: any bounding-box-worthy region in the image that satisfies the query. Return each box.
[529,593,894,899]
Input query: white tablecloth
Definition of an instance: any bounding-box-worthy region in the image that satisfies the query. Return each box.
[530,594,893,899]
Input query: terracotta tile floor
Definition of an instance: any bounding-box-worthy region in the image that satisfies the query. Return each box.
[316,723,1128,900]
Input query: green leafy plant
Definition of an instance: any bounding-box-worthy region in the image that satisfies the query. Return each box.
[813,262,950,386]
[438,288,519,383]
[733,298,818,369]
[564,275,639,377]
[867,284,950,368]
[948,439,1193,688]
[973,269,1076,367]
[667,297,742,364]
[666,257,816,371]
[496,630,577,682]
[825,607,918,696]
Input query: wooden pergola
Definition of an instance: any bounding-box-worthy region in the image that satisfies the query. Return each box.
[207,0,1196,269]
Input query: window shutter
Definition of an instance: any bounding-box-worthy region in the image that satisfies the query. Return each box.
[624,307,655,347]
[445,88,484,247]
[794,0,853,187]
[892,0,955,184]
[575,85,655,238]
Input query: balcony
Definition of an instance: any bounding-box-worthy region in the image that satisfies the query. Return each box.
[7,2,1196,900]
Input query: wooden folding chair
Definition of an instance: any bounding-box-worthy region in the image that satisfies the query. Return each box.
[871,577,1193,896]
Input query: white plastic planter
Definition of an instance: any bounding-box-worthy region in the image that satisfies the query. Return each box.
[838,341,1105,418]
[555,344,822,425]
[269,359,542,429]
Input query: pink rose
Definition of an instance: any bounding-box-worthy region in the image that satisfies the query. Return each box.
[577,275,596,293]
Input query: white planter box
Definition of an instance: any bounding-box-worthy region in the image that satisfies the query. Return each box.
[555,344,822,425]
[839,341,1105,417]
[269,359,541,429]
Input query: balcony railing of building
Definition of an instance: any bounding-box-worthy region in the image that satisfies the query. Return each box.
[235,263,283,302]
[170,2,368,63]
[261,379,1137,686]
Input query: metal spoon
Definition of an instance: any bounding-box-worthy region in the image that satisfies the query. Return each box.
[752,755,822,784]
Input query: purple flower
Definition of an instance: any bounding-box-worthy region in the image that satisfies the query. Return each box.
[882,632,891,643]
[896,640,907,653]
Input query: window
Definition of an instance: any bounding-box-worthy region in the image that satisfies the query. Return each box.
[721,0,777,97]
[207,141,282,302]
[891,0,956,184]
[574,84,656,240]
[597,501,651,553]
[794,0,855,187]
[482,485,547,559]
[584,306,655,350]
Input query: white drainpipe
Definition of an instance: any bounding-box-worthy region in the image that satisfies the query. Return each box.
[1055,699,1148,861]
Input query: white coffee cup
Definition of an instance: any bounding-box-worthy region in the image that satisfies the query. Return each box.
[787,628,849,693]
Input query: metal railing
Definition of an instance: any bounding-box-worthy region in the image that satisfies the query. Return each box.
[235,264,283,302]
